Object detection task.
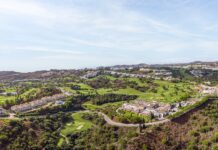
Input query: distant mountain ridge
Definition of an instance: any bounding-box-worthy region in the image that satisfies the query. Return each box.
[0,61,217,82]
[0,70,81,82]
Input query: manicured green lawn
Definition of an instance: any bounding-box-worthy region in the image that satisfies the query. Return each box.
[66,82,93,90]
[87,75,117,81]
[5,88,16,92]
[64,77,197,105]
[61,112,93,136]
[83,102,100,110]
[104,75,117,80]
[97,88,113,94]
[77,83,93,89]
[58,112,93,147]
[114,88,142,95]
[20,88,40,100]
[62,87,77,94]
[83,101,124,111]
[0,96,15,106]
[123,77,148,86]
[95,79,197,103]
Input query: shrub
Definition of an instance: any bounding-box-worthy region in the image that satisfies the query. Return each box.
[201,140,210,148]
[142,144,148,150]
[199,126,213,133]
[161,137,167,145]
[91,94,137,105]
[189,130,200,137]
[186,139,197,150]
[212,132,218,143]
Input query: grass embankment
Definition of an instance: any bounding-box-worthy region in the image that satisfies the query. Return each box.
[83,101,124,111]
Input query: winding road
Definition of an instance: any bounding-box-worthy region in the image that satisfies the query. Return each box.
[98,112,170,127]
[1,111,170,128]
[2,96,216,128]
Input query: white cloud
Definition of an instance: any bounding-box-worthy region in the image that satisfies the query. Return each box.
[0,0,54,18]
[0,45,84,55]
[15,46,84,55]
[0,0,217,71]
[0,0,202,38]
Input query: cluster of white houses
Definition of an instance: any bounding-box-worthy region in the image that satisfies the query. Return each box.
[11,94,66,112]
[106,71,148,78]
[198,85,218,96]
[80,69,173,81]
[121,100,197,120]
[0,92,17,96]
[81,71,100,79]
[105,70,173,80]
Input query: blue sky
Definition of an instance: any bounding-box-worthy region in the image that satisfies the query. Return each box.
[0,0,218,72]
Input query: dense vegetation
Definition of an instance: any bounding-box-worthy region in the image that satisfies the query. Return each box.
[1,86,61,109]
[91,93,137,105]
[0,113,71,150]
[127,98,218,150]
[0,67,217,150]
[59,112,139,150]
[1,99,217,150]
[24,95,90,116]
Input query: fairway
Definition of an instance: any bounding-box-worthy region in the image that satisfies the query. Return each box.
[94,79,197,103]
[61,112,93,136]
[0,96,15,106]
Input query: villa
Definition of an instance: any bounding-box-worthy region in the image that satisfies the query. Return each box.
[199,85,218,96]
[11,94,66,112]
[120,100,197,120]
[81,71,100,79]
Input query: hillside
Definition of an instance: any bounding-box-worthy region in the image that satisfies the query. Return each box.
[127,98,218,150]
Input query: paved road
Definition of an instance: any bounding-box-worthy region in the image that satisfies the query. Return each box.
[98,112,170,127]
[1,111,169,128]
[5,96,216,126]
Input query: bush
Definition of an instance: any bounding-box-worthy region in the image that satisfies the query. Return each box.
[161,137,167,145]
[91,94,137,105]
[212,132,218,143]
[189,130,200,137]
[186,139,197,150]
[199,126,213,133]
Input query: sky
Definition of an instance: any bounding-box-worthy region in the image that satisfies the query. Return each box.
[0,0,218,72]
